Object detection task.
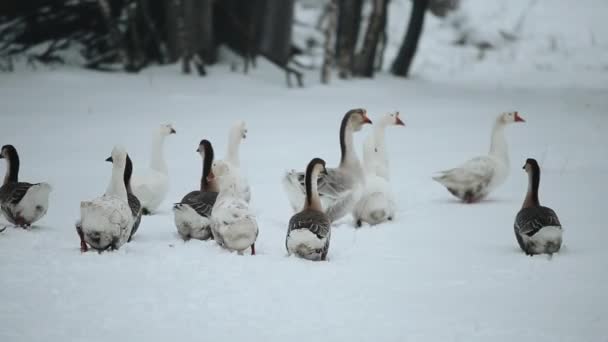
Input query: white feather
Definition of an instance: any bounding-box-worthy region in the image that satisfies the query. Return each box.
[15,182,52,225]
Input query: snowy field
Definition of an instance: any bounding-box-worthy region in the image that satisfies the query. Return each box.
[2,0,608,340]
[1,64,607,341]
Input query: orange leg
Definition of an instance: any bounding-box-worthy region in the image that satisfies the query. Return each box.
[76,225,88,252]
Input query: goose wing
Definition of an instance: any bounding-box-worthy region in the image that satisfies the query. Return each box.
[515,207,561,236]
[295,168,355,199]
[433,156,495,188]
[0,182,35,205]
[181,191,218,217]
[288,210,331,239]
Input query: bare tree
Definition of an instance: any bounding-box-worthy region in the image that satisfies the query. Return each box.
[391,0,428,77]
[353,0,388,77]
[321,0,337,84]
[335,0,363,79]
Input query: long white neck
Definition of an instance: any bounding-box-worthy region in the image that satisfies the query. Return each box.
[225,130,241,167]
[105,163,128,201]
[217,174,240,200]
[150,134,168,174]
[489,120,509,165]
[363,123,388,172]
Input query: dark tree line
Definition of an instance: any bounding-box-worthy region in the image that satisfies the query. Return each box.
[0,0,459,85]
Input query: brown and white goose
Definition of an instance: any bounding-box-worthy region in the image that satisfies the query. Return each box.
[0,145,52,228]
[173,139,219,241]
[286,158,331,261]
[282,108,372,223]
[514,158,563,256]
[106,153,142,242]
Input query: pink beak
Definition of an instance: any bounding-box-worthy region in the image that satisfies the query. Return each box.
[514,112,525,122]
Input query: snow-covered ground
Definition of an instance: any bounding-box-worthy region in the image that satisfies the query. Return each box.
[1,63,606,341]
[1,0,608,340]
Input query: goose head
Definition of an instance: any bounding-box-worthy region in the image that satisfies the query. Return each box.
[159,123,177,136]
[522,158,540,174]
[231,120,248,140]
[307,158,328,178]
[207,160,231,182]
[196,139,213,158]
[0,145,18,161]
[105,145,128,169]
[345,108,373,132]
[499,111,525,125]
[379,111,405,127]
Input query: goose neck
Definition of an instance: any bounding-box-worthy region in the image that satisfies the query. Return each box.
[304,168,322,212]
[201,150,218,192]
[2,152,19,185]
[489,121,509,165]
[217,175,239,199]
[522,167,541,208]
[339,122,359,167]
[106,163,128,201]
[124,156,134,194]
[150,134,168,174]
[225,130,241,167]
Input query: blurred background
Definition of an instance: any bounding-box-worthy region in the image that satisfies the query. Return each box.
[0,0,606,88]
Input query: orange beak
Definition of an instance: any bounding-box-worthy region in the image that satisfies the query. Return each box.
[514,112,525,122]
[395,116,405,126]
[362,112,373,125]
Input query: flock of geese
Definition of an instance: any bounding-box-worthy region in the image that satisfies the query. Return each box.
[0,109,563,260]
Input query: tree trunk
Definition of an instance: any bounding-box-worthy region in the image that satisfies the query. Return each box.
[320,0,337,84]
[335,0,362,79]
[96,0,127,67]
[391,0,428,77]
[353,0,388,77]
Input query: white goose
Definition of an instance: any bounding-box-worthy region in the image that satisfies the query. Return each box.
[173,139,218,241]
[282,108,372,223]
[131,123,176,214]
[353,112,404,226]
[218,120,251,203]
[432,111,525,203]
[76,146,133,252]
[0,145,52,228]
[209,160,258,255]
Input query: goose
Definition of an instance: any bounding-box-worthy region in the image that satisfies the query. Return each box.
[76,146,134,252]
[173,139,219,241]
[0,145,52,228]
[209,160,258,255]
[218,120,251,203]
[362,111,405,181]
[286,158,331,261]
[514,158,562,256]
[131,123,176,214]
[353,112,404,226]
[432,111,525,203]
[106,153,142,242]
[282,108,372,223]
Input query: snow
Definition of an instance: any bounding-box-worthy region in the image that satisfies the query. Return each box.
[1,0,608,341]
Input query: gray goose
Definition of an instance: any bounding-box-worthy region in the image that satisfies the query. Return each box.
[0,145,52,228]
[173,139,219,241]
[514,158,562,256]
[286,158,331,261]
[106,153,142,242]
[282,108,372,223]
